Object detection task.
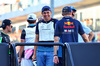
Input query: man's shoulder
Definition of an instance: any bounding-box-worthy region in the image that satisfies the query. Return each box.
[55,19,63,27]
[1,32,8,36]
[0,32,9,39]
[35,20,43,26]
[22,29,26,31]
[79,22,92,33]
[72,19,81,25]
[37,20,43,23]
[49,18,58,24]
[21,29,26,34]
[57,18,64,23]
[37,18,58,24]
[51,18,58,22]
[73,19,80,22]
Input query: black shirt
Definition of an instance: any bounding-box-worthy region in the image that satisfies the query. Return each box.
[0,32,10,43]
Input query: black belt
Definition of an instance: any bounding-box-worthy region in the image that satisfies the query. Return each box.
[39,41,54,47]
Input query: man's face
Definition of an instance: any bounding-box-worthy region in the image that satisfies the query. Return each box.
[72,10,76,17]
[7,24,13,32]
[42,11,52,21]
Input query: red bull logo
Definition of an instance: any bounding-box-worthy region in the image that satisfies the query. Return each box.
[64,21,75,28]
[64,21,73,25]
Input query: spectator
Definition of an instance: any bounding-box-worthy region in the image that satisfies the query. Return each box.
[70,6,94,42]
[38,16,43,21]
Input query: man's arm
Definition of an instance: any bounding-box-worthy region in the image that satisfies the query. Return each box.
[18,29,25,63]
[88,31,94,41]
[80,22,94,41]
[53,36,59,64]
[81,33,90,42]
[54,36,59,55]
[32,34,39,61]
[18,40,25,63]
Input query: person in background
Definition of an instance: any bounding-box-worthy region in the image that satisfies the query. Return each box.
[53,6,89,66]
[32,6,58,66]
[38,16,43,21]
[0,19,13,66]
[18,14,37,66]
[70,6,94,42]
[55,6,94,66]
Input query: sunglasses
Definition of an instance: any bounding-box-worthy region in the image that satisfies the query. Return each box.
[10,25,13,28]
[11,26,13,28]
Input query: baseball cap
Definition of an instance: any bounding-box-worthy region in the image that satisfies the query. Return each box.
[27,14,37,20]
[0,19,12,28]
[62,6,72,13]
[70,6,77,12]
[42,6,51,12]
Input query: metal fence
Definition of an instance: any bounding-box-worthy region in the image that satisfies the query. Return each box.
[15,42,65,66]
[1,42,100,66]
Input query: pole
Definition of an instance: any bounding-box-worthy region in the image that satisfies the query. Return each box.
[50,0,54,18]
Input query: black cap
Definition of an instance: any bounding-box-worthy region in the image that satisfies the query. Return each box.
[42,6,51,12]
[62,6,72,13]
[0,19,12,28]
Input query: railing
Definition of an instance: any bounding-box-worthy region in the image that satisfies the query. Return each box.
[1,42,100,66]
[15,42,65,66]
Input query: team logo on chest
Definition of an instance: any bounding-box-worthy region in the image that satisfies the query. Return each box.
[63,21,75,28]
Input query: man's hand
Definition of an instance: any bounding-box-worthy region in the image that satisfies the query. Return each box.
[18,58,21,63]
[53,56,59,64]
[32,54,36,61]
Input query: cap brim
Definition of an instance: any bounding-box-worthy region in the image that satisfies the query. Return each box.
[27,19,36,20]
[72,9,77,12]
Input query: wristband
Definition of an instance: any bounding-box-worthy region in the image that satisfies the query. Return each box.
[53,55,58,56]
[18,58,21,59]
